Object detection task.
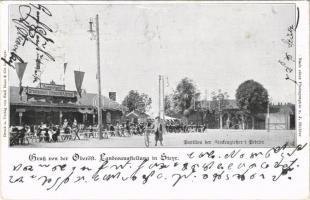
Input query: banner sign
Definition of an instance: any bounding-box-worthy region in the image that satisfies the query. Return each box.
[74,70,85,97]
[26,87,77,98]
[40,83,65,91]
[15,62,27,82]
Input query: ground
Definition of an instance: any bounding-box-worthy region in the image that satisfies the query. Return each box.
[13,129,296,148]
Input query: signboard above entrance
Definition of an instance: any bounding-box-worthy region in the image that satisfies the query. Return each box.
[26,87,77,98]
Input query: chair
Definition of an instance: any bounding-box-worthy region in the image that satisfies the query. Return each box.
[9,131,19,146]
[72,129,81,140]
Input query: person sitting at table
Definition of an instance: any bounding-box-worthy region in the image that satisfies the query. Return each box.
[115,121,122,137]
[43,124,51,142]
[30,125,35,137]
[18,124,27,145]
[109,124,115,136]
[87,124,95,138]
[37,126,42,142]
[63,119,71,133]
[39,123,48,142]
[63,119,69,128]
[70,119,80,140]
[47,126,54,142]
[9,126,18,145]
[72,118,78,128]
[52,125,60,142]
[64,125,70,134]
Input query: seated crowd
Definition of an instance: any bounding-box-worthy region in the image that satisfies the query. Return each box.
[9,118,208,146]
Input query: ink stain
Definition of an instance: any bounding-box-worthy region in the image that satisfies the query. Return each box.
[245,32,252,39]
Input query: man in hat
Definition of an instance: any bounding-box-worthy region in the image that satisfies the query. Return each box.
[154,117,163,146]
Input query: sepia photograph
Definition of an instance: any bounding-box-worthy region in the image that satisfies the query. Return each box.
[1,1,309,200]
[7,3,297,148]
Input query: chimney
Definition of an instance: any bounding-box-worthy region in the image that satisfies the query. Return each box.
[109,92,116,101]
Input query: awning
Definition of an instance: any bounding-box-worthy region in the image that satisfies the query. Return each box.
[23,107,78,113]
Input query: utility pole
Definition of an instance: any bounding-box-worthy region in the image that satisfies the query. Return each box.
[219,97,222,129]
[96,14,104,139]
[88,15,103,139]
[267,102,270,132]
[158,75,161,119]
[267,97,271,132]
[162,75,165,122]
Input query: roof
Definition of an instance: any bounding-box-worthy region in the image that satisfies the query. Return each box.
[77,92,127,111]
[199,99,295,114]
[126,110,150,118]
[270,104,294,114]
[10,86,127,111]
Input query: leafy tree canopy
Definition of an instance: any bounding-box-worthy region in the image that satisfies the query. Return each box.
[122,90,152,113]
[172,77,199,116]
[235,79,269,115]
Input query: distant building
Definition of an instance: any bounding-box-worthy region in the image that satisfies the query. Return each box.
[125,110,150,123]
[268,104,295,130]
[187,99,295,130]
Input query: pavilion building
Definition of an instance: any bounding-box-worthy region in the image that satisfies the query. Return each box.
[9,82,127,126]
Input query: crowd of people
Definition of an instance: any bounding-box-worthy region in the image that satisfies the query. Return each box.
[9,119,76,145]
[165,120,208,133]
[9,117,207,146]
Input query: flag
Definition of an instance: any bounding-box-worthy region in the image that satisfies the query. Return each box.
[64,63,68,74]
[15,62,27,82]
[15,62,27,100]
[74,70,85,97]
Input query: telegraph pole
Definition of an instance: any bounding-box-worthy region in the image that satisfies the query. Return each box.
[267,97,272,132]
[219,97,222,129]
[267,102,270,132]
[95,15,104,139]
[162,75,165,122]
[88,15,103,139]
[158,75,161,119]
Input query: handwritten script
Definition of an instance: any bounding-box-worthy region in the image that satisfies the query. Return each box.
[8,143,307,191]
[1,4,55,79]
[278,7,299,84]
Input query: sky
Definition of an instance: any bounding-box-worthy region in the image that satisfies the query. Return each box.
[8,3,296,114]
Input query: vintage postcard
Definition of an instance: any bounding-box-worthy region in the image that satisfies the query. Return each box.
[0,1,309,199]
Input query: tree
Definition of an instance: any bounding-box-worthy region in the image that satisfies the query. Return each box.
[164,94,176,116]
[235,80,269,129]
[122,90,152,113]
[172,78,199,117]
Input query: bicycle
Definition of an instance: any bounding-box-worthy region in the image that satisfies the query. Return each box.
[144,128,153,147]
